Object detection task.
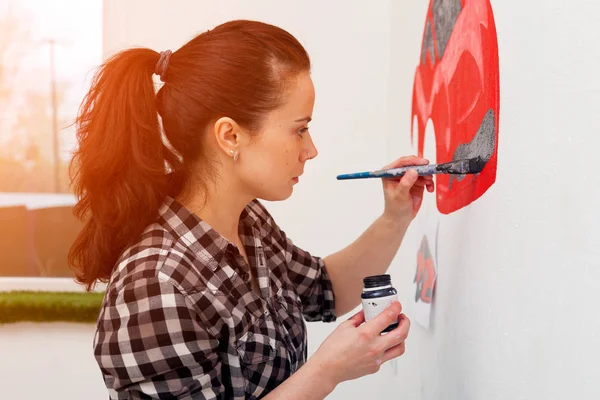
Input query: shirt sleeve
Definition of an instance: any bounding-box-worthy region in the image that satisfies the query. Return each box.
[277,228,337,323]
[94,276,224,399]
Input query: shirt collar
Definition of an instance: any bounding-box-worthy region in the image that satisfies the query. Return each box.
[157,196,265,269]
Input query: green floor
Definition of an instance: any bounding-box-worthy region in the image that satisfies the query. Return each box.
[0,291,104,324]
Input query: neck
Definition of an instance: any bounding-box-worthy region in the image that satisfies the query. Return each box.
[178,177,253,244]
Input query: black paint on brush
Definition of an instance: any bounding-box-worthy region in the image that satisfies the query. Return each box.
[436,156,486,174]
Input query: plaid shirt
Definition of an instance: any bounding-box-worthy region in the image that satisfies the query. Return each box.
[94,196,337,399]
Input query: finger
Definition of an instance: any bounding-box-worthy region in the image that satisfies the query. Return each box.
[380,314,411,350]
[362,301,402,336]
[413,176,433,188]
[426,180,435,192]
[410,184,425,196]
[398,170,419,193]
[384,174,432,186]
[412,179,427,188]
[408,183,425,190]
[346,309,365,327]
[424,175,434,192]
[413,176,433,193]
[381,341,406,364]
[383,155,429,170]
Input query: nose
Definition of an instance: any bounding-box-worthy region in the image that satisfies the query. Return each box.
[301,133,318,162]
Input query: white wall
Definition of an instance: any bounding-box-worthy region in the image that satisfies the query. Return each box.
[0,277,104,292]
[387,1,600,399]
[0,193,76,209]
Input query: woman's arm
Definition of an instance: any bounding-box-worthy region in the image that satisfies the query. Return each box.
[324,155,434,317]
[324,215,410,317]
[264,356,336,400]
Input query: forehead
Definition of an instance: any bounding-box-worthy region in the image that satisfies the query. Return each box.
[277,72,315,116]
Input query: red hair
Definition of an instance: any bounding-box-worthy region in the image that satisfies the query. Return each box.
[69,20,311,290]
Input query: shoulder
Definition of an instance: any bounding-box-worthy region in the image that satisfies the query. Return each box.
[109,222,211,296]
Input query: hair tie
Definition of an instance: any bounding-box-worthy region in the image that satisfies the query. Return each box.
[155,50,172,82]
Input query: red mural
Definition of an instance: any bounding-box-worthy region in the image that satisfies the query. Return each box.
[411,0,500,214]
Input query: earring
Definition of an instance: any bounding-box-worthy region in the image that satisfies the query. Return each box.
[229,149,239,162]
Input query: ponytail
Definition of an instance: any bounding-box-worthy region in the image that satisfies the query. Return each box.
[68,48,181,291]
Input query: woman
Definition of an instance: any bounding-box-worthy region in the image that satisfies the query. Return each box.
[69,20,434,399]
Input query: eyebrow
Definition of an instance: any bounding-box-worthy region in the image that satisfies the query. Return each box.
[294,117,312,123]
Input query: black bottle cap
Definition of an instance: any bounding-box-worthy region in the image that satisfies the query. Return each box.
[363,274,392,288]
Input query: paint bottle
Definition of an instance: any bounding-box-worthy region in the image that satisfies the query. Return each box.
[361,274,399,333]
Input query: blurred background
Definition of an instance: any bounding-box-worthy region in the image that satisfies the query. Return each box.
[1,0,600,399]
[0,0,101,278]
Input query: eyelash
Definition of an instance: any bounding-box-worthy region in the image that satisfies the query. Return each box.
[298,127,309,136]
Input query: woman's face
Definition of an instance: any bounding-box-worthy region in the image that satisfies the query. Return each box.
[236,71,318,201]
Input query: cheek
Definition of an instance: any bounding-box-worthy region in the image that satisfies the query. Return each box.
[253,136,299,172]
[282,145,297,167]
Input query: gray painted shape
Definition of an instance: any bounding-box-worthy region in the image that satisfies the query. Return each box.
[432,0,462,59]
[450,108,496,185]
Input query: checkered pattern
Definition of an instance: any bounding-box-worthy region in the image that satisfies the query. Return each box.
[94,196,337,399]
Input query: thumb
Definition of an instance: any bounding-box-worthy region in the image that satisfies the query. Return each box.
[363,301,402,336]
[399,170,419,195]
[346,309,365,327]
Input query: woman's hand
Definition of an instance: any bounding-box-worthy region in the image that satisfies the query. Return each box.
[307,301,410,386]
[381,155,434,223]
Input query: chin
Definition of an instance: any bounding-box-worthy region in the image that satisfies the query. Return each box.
[258,187,294,202]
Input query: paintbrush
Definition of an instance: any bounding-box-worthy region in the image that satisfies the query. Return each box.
[336,156,486,180]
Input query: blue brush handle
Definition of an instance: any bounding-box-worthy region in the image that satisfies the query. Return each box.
[337,164,439,180]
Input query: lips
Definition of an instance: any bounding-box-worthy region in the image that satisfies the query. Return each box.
[411,0,500,214]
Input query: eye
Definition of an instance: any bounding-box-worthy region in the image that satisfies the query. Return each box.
[297,127,309,136]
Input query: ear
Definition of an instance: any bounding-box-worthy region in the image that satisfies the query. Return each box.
[213,117,245,157]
